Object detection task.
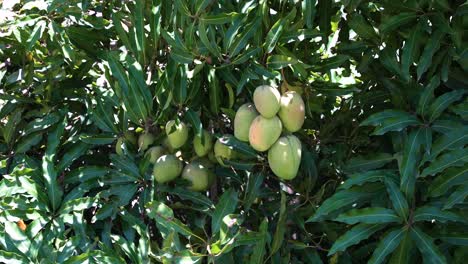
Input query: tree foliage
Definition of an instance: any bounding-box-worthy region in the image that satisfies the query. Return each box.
[0,0,467,263]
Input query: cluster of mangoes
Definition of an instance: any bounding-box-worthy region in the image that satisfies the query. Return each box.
[233,85,305,180]
[115,84,304,190]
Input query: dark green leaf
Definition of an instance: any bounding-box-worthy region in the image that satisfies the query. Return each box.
[428,166,468,197]
[413,206,466,223]
[417,30,445,80]
[340,170,396,190]
[368,228,406,264]
[443,184,468,209]
[380,13,419,33]
[328,223,386,256]
[400,128,425,199]
[410,227,447,264]
[335,207,401,224]
[427,90,466,122]
[417,75,440,118]
[344,153,394,173]
[420,147,468,177]
[212,189,238,234]
[385,179,409,220]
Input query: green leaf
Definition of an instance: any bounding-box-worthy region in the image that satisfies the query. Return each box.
[413,206,466,223]
[417,30,445,80]
[57,142,89,173]
[385,179,409,221]
[428,127,468,160]
[417,75,440,118]
[328,223,386,256]
[368,228,406,264]
[59,197,97,215]
[420,147,468,177]
[380,13,419,34]
[361,109,415,126]
[307,184,384,222]
[335,207,401,224]
[0,250,28,264]
[410,227,447,264]
[43,118,66,211]
[267,55,298,69]
[26,20,46,50]
[15,132,43,153]
[218,135,259,160]
[344,153,394,173]
[389,231,413,264]
[443,184,468,209]
[79,133,116,145]
[428,166,468,197]
[212,189,238,234]
[22,113,60,136]
[3,109,22,146]
[270,191,287,255]
[249,218,268,264]
[64,166,109,185]
[134,0,146,65]
[198,20,221,57]
[146,201,205,242]
[244,173,264,211]
[400,128,425,199]
[208,68,220,114]
[200,12,240,24]
[340,170,396,189]
[228,17,261,57]
[185,109,202,138]
[401,20,424,81]
[265,17,287,53]
[371,115,421,135]
[347,14,379,44]
[427,90,466,122]
[314,55,350,71]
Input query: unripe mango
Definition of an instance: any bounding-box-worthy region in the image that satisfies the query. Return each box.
[182,161,212,191]
[138,133,155,152]
[193,130,213,157]
[214,136,237,166]
[234,103,259,142]
[268,135,302,180]
[123,131,137,145]
[116,137,125,156]
[253,85,281,118]
[278,91,305,132]
[166,120,189,149]
[153,154,183,183]
[249,116,282,152]
[145,146,166,164]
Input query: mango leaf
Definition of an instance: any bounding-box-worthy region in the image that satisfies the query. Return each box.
[15,132,43,153]
[218,135,259,159]
[400,128,425,199]
[249,218,268,263]
[347,14,379,44]
[401,20,424,81]
[185,109,202,138]
[307,184,384,222]
[443,184,468,210]
[427,127,468,160]
[200,12,240,24]
[243,173,264,211]
[339,170,397,190]
[420,147,468,177]
[417,30,445,80]
[417,75,440,118]
[328,223,387,256]
[371,115,421,135]
[410,227,447,264]
[0,250,28,264]
[335,207,401,224]
[146,201,205,242]
[212,189,238,234]
[344,153,394,173]
[264,17,287,53]
[385,179,409,221]
[368,228,406,264]
[428,166,468,197]
[413,206,466,224]
[388,231,413,264]
[57,142,89,173]
[267,55,298,69]
[270,191,287,255]
[380,12,419,33]
[79,133,116,145]
[427,90,466,122]
[436,228,468,246]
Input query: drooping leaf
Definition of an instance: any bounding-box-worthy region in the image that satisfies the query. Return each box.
[368,228,406,264]
[328,223,387,256]
[428,166,468,197]
[410,227,447,264]
[335,207,401,224]
[385,179,409,221]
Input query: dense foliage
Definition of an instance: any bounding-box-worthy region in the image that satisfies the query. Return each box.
[0,0,467,263]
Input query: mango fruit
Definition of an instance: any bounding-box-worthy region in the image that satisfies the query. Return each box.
[193,130,213,157]
[249,116,282,152]
[253,85,281,118]
[268,135,302,180]
[214,136,237,166]
[278,91,305,132]
[138,132,155,152]
[166,120,188,149]
[234,103,258,142]
[182,161,213,191]
[145,146,166,164]
[153,154,183,183]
